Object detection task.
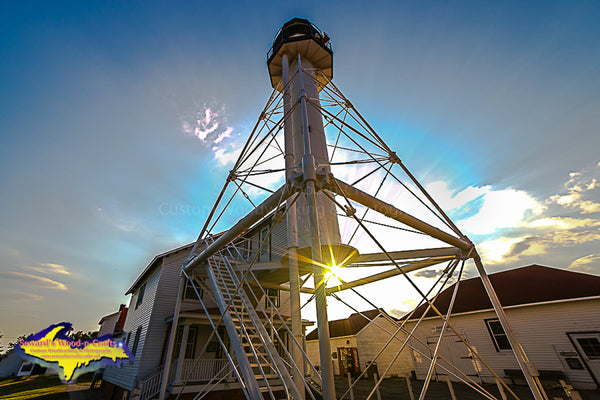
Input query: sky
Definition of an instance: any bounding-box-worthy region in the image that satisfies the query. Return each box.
[1,1,599,348]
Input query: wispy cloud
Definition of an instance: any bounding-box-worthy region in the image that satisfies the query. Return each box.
[471,162,600,266]
[214,127,233,144]
[181,104,242,166]
[413,268,442,279]
[26,263,70,275]
[568,254,600,274]
[213,147,242,166]
[183,107,220,141]
[425,181,545,236]
[549,162,600,214]
[0,290,44,303]
[0,271,68,291]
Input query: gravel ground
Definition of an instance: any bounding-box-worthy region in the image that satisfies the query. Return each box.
[333,376,600,400]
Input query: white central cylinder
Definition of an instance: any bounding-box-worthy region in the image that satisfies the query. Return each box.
[289,58,341,250]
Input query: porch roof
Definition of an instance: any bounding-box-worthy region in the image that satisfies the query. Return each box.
[165,307,293,324]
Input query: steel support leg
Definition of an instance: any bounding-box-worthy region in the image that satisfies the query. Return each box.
[159,274,185,400]
[474,255,549,400]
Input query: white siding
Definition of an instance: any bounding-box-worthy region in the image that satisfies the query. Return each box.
[270,219,288,261]
[98,313,120,337]
[356,316,413,377]
[103,222,297,394]
[306,336,358,375]
[407,299,600,390]
[306,317,414,377]
[103,245,218,392]
[277,290,292,319]
[0,351,25,378]
[142,249,218,378]
[103,267,161,391]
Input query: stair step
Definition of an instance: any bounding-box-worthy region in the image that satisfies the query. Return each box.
[249,361,273,367]
[256,374,280,380]
[247,351,269,357]
[207,253,294,396]
[241,335,261,341]
[259,385,285,392]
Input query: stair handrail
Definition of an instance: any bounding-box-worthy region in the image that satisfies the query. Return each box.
[223,242,321,400]
[209,257,277,398]
[217,252,294,398]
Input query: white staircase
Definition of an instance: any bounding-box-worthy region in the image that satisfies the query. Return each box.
[205,245,303,400]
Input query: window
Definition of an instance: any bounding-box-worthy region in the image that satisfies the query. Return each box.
[485,319,511,351]
[576,337,600,359]
[238,237,251,261]
[175,326,198,359]
[183,278,203,301]
[565,357,584,370]
[19,363,33,373]
[135,283,146,310]
[259,227,270,262]
[266,288,279,308]
[131,326,142,356]
[247,238,255,261]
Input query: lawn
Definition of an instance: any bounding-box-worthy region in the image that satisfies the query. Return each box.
[0,373,96,400]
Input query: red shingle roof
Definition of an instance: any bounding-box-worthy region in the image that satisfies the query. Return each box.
[306,309,384,341]
[406,264,600,319]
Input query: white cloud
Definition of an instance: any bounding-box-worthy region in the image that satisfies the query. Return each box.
[181,105,240,163]
[567,254,600,274]
[214,127,233,144]
[457,188,544,235]
[0,271,67,290]
[526,217,599,230]
[213,147,242,166]
[549,161,600,214]
[477,236,529,264]
[1,290,44,303]
[425,181,490,211]
[26,263,70,275]
[194,123,218,141]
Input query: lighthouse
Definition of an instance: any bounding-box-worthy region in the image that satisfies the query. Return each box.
[159,17,550,400]
[267,18,346,400]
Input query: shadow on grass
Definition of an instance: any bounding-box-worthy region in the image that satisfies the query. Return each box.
[0,374,68,400]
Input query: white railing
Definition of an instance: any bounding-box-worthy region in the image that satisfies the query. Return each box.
[174,358,234,383]
[138,359,234,400]
[139,366,163,400]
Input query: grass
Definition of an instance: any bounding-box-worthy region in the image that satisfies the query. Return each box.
[0,374,71,400]
[0,376,29,386]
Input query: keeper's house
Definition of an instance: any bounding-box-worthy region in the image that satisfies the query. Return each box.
[101,215,306,400]
[306,309,414,378]
[404,265,600,390]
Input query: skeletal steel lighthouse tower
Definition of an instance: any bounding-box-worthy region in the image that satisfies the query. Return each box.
[158,17,550,400]
[267,18,349,400]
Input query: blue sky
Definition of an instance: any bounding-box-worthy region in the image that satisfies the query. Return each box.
[1,1,599,346]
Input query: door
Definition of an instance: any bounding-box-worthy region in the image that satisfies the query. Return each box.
[569,332,600,387]
[338,347,360,377]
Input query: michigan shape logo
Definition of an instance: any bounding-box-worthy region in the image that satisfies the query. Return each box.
[15,322,133,383]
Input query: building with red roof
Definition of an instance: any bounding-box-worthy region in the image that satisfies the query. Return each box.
[305,265,600,391]
[404,264,600,391]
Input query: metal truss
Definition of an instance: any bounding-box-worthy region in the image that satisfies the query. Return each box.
[157,58,549,400]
